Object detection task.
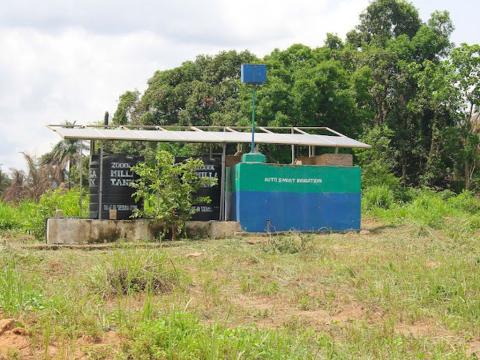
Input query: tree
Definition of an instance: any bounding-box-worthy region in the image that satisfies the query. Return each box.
[131,150,216,239]
[41,121,87,188]
[109,0,476,192]
[112,90,140,125]
[450,44,480,189]
[356,0,421,45]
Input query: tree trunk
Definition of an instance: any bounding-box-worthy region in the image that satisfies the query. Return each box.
[464,160,471,190]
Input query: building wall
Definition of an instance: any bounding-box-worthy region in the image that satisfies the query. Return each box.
[228,163,361,232]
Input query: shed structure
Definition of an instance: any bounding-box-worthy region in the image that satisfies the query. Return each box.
[48,124,370,232]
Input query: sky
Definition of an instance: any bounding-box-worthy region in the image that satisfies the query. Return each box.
[0,0,478,170]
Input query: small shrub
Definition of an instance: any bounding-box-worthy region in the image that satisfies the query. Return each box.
[87,250,182,297]
[447,190,480,213]
[28,188,86,239]
[263,233,314,254]
[363,185,395,210]
[0,189,86,239]
[0,202,21,230]
[364,187,480,233]
[131,150,216,240]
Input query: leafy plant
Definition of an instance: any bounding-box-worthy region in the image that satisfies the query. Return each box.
[363,185,395,210]
[27,188,86,239]
[131,150,216,239]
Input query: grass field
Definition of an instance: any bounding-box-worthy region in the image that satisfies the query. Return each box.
[0,215,479,359]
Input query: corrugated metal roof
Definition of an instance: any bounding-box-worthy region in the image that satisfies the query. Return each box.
[47,125,371,149]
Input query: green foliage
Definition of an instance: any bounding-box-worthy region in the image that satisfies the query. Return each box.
[0,188,86,239]
[99,0,479,191]
[122,311,317,360]
[131,150,216,239]
[357,0,422,44]
[363,185,395,210]
[355,125,400,189]
[28,188,86,239]
[112,90,140,125]
[365,187,480,232]
[87,249,183,297]
[0,202,21,230]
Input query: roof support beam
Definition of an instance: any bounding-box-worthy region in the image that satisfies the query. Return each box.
[258,127,273,133]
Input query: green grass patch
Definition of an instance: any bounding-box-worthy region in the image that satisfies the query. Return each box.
[87,249,184,297]
[122,311,318,360]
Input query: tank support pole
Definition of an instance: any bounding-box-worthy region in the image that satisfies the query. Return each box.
[78,144,83,216]
[219,143,226,221]
[98,144,104,220]
[291,128,295,164]
[98,111,109,220]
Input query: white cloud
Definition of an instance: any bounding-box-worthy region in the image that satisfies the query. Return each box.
[3,0,436,171]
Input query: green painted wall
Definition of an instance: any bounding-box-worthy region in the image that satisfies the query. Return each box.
[233,163,361,193]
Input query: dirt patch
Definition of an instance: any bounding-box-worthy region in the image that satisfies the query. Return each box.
[425,260,441,269]
[0,316,122,360]
[331,303,365,322]
[0,319,31,359]
[232,295,369,329]
[46,259,65,274]
[186,252,203,258]
[395,321,452,338]
[467,340,480,358]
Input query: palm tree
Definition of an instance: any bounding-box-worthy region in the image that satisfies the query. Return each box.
[41,121,87,188]
[3,154,64,203]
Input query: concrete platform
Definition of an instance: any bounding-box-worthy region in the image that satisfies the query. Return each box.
[46,218,241,245]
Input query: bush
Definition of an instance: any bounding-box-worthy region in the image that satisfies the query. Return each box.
[0,188,86,239]
[447,190,480,213]
[364,187,480,233]
[24,189,88,239]
[131,150,216,240]
[0,202,21,230]
[363,185,395,210]
[87,249,183,297]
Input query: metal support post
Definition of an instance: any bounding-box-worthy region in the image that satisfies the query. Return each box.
[78,144,83,216]
[250,86,256,153]
[291,127,295,164]
[98,111,109,220]
[98,145,104,220]
[219,143,226,221]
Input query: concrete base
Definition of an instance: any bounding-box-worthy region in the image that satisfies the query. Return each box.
[46,218,241,244]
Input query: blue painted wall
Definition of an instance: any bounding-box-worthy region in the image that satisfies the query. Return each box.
[232,191,361,232]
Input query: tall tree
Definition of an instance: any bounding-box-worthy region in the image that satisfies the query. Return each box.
[41,121,87,188]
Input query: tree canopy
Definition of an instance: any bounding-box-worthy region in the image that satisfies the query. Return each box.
[108,0,479,192]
